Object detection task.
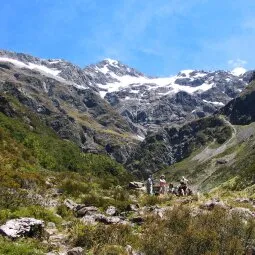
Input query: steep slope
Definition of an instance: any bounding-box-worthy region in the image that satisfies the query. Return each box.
[126,116,232,177]
[0,98,132,186]
[155,76,255,192]
[220,79,255,125]
[0,53,140,164]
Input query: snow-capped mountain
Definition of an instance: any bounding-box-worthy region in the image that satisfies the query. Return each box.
[0,50,253,132]
[84,59,253,130]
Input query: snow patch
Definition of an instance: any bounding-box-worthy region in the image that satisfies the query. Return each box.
[97,66,109,74]
[0,57,62,76]
[48,59,62,64]
[203,100,224,106]
[134,135,145,141]
[97,70,214,98]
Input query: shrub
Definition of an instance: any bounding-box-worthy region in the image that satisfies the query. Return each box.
[71,223,137,251]
[140,206,255,255]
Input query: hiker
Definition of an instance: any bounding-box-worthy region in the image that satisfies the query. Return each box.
[179,176,189,196]
[146,175,154,195]
[159,175,167,194]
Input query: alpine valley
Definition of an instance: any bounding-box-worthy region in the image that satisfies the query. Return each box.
[1,49,255,254]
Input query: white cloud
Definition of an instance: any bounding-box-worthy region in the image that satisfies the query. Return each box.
[228,59,247,68]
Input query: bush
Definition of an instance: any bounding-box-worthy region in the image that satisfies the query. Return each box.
[71,223,137,251]
[140,206,255,255]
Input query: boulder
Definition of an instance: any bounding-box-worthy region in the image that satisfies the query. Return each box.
[200,199,228,210]
[67,247,84,255]
[235,198,250,204]
[0,218,44,238]
[64,199,78,210]
[129,182,144,189]
[230,207,255,220]
[106,206,118,216]
[76,205,98,217]
[126,204,139,212]
[126,245,144,255]
[130,216,145,225]
[82,214,123,225]
[216,159,228,164]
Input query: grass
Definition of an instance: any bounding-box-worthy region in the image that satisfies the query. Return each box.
[0,237,46,255]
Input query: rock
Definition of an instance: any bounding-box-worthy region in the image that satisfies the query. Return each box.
[46,180,53,188]
[129,182,144,189]
[200,199,228,210]
[48,233,69,248]
[216,159,228,164]
[76,205,98,217]
[64,199,78,211]
[229,207,255,220]
[0,218,44,238]
[82,214,123,225]
[127,204,139,212]
[67,247,84,255]
[81,215,97,225]
[106,206,118,216]
[44,222,58,237]
[47,222,56,229]
[245,246,255,255]
[235,198,250,203]
[130,216,145,225]
[126,245,144,255]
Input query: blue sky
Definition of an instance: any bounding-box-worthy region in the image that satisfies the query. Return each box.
[1,0,255,76]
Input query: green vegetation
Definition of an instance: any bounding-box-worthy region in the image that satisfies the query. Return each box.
[0,111,132,188]
[140,206,255,255]
[0,237,45,255]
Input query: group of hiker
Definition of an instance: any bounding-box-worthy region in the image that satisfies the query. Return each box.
[146,175,191,196]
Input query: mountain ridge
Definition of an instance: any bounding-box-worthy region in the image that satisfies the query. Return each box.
[1,49,253,134]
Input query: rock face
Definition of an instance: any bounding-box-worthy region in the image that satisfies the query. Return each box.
[0,218,44,238]
[0,50,138,164]
[0,50,252,136]
[85,59,251,130]
[220,79,255,125]
[127,116,232,176]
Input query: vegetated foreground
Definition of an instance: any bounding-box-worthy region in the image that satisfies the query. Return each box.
[1,96,255,255]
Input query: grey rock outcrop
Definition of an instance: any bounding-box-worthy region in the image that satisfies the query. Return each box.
[0,218,44,238]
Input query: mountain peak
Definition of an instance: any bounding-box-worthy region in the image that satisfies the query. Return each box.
[231,67,246,76]
[103,58,119,66]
